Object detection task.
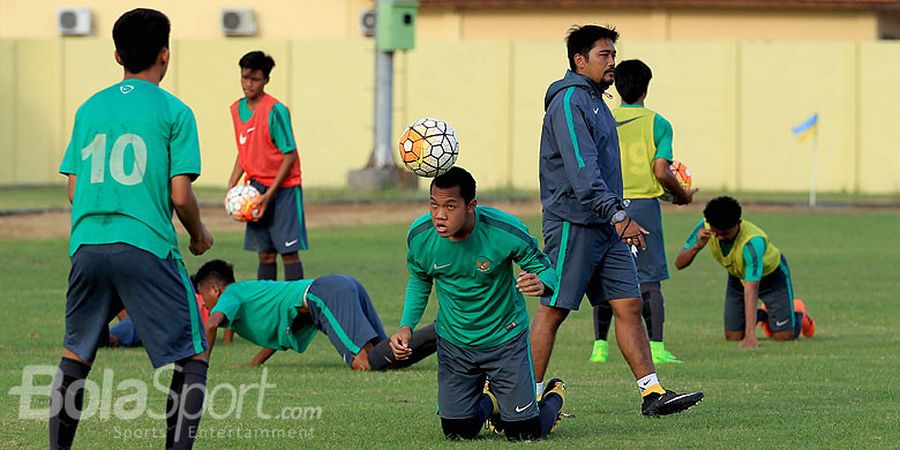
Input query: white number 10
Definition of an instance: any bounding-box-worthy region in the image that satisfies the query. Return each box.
[80,133,147,185]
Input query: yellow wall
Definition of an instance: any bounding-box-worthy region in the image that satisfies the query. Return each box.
[2,38,900,193]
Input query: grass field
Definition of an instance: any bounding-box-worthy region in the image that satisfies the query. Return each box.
[1,207,898,448]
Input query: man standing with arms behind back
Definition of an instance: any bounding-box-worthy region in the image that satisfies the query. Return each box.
[531,24,703,416]
[53,8,213,449]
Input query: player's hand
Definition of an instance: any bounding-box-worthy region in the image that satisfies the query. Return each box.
[189,224,214,255]
[252,192,274,221]
[389,327,412,361]
[674,188,699,205]
[739,335,758,349]
[695,228,712,249]
[616,217,649,250]
[516,271,545,296]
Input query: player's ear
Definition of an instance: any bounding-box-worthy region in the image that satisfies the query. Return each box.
[158,47,170,67]
[114,51,123,67]
[467,199,477,213]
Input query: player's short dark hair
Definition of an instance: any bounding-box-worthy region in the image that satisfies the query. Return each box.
[194,260,236,287]
[431,166,476,205]
[566,25,619,71]
[615,59,652,104]
[239,51,276,78]
[704,196,743,229]
[112,8,170,74]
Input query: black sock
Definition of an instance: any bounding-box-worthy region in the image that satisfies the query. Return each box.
[367,323,437,370]
[793,312,804,338]
[166,359,208,450]
[49,357,91,450]
[641,282,665,342]
[537,392,564,438]
[257,262,277,280]
[756,308,769,324]
[284,261,304,281]
[476,393,494,422]
[593,303,613,341]
[165,365,186,448]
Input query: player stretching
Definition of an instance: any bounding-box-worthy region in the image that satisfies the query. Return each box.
[590,59,698,364]
[198,260,437,370]
[224,51,307,344]
[532,24,703,416]
[675,196,816,347]
[53,9,213,449]
[390,167,567,441]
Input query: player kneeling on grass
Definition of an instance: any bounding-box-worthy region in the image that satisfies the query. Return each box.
[197,260,437,370]
[390,167,567,441]
[675,196,816,348]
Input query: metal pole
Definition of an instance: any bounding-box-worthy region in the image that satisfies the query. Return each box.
[373,0,394,169]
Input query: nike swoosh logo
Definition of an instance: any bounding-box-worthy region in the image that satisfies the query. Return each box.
[663,393,696,404]
[615,117,642,127]
[433,263,451,270]
[120,85,134,94]
[239,133,248,145]
[247,127,256,133]
[285,239,299,247]
[515,402,534,413]
[593,107,600,114]
[775,319,789,327]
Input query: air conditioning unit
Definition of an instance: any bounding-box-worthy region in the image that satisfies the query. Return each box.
[359,8,377,37]
[57,7,92,36]
[221,8,257,36]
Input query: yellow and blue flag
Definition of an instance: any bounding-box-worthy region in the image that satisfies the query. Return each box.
[792,113,818,143]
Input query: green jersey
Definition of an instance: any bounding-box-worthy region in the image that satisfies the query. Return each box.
[211,279,318,352]
[59,79,201,259]
[401,206,558,349]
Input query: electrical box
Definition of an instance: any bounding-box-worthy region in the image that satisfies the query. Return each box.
[376,1,417,52]
[57,8,93,36]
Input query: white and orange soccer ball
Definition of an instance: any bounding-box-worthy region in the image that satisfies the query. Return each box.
[398,117,459,178]
[224,184,262,222]
[661,159,693,203]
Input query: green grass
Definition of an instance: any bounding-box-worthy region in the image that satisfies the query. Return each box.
[1,209,898,448]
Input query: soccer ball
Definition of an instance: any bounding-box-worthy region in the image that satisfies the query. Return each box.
[224,184,262,222]
[660,159,693,203]
[398,117,459,177]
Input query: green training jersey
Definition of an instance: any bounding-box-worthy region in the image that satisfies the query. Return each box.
[683,219,781,282]
[401,206,558,349]
[236,98,296,152]
[211,279,317,352]
[59,79,201,259]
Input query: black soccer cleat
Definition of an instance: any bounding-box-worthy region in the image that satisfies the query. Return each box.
[641,390,704,416]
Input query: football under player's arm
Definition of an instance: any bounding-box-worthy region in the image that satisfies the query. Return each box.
[549,91,622,222]
[651,117,695,205]
[247,347,277,367]
[675,219,710,270]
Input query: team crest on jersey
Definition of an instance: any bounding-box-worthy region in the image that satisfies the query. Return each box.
[475,257,492,273]
[120,85,134,95]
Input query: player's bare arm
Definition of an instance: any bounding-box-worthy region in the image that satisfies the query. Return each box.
[615,216,650,250]
[205,311,225,358]
[675,228,711,270]
[739,281,760,348]
[389,326,413,360]
[226,157,245,190]
[516,271,547,296]
[66,174,77,204]
[171,174,213,255]
[255,150,297,218]
[653,158,698,205]
[246,347,277,367]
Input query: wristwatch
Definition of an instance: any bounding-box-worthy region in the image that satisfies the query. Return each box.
[610,209,628,225]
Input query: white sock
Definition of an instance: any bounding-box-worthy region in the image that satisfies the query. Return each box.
[637,373,661,393]
[535,381,545,396]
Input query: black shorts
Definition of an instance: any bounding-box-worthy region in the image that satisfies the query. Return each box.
[64,243,207,367]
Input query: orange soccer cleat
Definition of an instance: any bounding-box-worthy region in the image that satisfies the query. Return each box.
[794,299,816,338]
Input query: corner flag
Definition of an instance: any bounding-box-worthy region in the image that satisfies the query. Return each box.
[792,114,818,142]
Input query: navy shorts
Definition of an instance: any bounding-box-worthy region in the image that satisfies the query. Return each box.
[305,274,388,366]
[437,331,538,422]
[724,256,796,333]
[244,180,309,254]
[65,243,207,368]
[623,198,669,283]
[540,220,641,311]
